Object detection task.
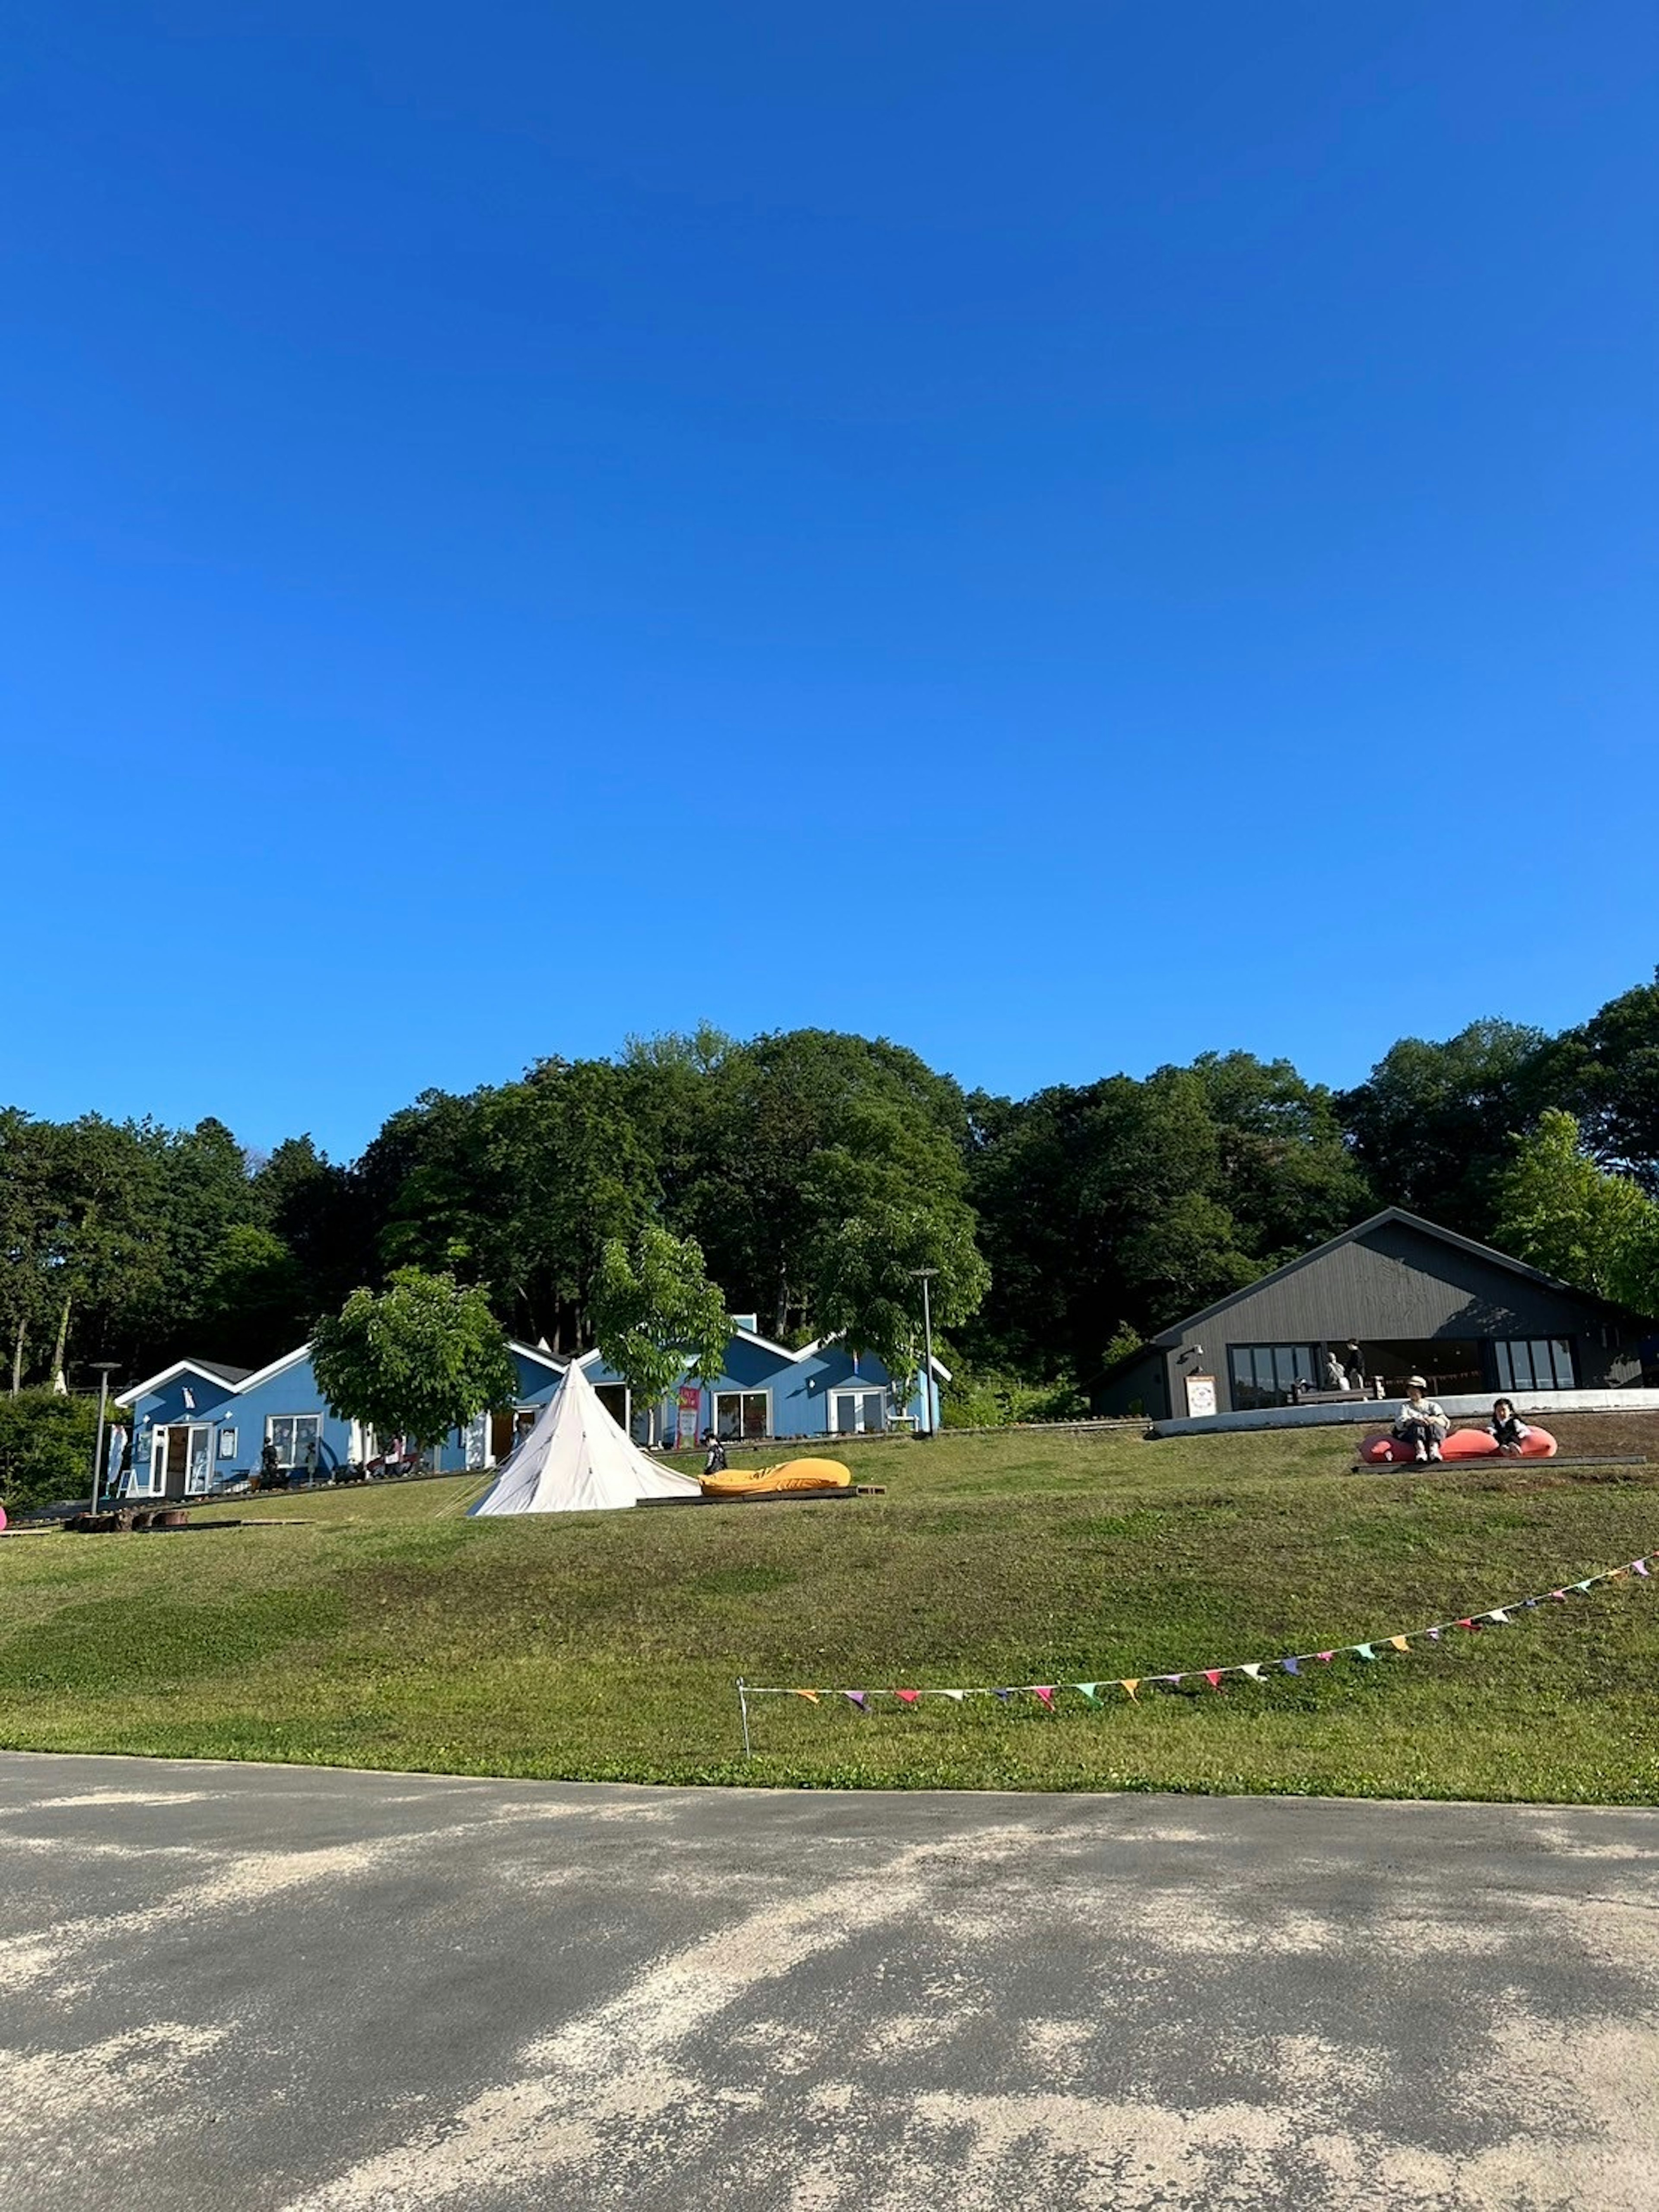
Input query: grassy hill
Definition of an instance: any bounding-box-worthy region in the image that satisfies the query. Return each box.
[1,1420,1656,1801]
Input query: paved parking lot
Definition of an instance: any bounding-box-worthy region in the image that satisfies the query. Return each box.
[1,1753,1656,2209]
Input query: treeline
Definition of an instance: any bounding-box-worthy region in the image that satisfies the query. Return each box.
[4,978,1658,1396]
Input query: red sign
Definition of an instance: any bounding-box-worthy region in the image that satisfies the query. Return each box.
[675,1385,701,1451]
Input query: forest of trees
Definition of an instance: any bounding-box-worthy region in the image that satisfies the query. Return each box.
[4,975,1658,1403]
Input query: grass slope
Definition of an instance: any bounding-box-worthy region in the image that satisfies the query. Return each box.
[1,1425,1656,1801]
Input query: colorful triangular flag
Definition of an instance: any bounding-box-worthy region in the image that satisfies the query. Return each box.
[1352,1643,1376,1661]
[1388,1636,1410,1652]
[1203,1668,1224,1688]
[1239,1663,1264,1682]
[1033,1686,1055,1709]
[843,1691,867,1711]
[895,1688,920,1705]
[1281,1656,1301,1676]
[1075,1682,1101,1703]
[1121,1678,1140,1700]
[794,1689,820,1704]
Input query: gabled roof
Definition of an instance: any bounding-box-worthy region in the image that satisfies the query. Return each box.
[114,1356,252,1408]
[223,1342,316,1394]
[508,1339,568,1376]
[1146,1206,1647,1347]
[794,1332,953,1383]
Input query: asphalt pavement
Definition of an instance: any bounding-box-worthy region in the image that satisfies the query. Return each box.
[0,1753,1655,2210]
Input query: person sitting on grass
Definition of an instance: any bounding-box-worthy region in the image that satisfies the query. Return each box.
[1487,1397,1533,1457]
[1392,1376,1450,1464]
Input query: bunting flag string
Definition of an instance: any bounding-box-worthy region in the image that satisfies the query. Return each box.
[737,1548,1656,1744]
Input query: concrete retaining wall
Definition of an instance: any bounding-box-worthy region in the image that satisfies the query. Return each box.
[1150,1387,1659,1441]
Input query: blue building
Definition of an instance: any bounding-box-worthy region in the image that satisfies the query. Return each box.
[116,1320,945,1497]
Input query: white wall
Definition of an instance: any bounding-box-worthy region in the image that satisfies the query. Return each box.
[1150,1387,1659,1440]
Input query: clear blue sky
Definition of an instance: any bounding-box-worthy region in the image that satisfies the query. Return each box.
[5,2,1655,1159]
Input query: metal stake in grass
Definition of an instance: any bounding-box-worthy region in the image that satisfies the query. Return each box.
[737,1678,752,1760]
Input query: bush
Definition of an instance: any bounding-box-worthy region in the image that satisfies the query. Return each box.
[0,1391,105,1515]
[941,1368,1090,1429]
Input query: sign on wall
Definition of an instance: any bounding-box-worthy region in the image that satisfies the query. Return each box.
[1185,1374,1217,1418]
[675,1384,701,1450]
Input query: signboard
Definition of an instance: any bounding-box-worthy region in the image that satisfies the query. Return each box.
[1184,1374,1217,1419]
[675,1385,702,1451]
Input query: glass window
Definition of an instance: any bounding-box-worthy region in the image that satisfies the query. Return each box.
[1494,1339,1576,1391]
[715,1391,769,1441]
[267,1414,322,1467]
[1228,1346,1318,1411]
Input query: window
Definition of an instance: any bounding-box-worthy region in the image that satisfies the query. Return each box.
[594,1384,630,1431]
[1493,1339,1576,1391]
[832,1389,887,1435]
[267,1413,322,1469]
[715,1391,769,1441]
[1227,1345,1318,1411]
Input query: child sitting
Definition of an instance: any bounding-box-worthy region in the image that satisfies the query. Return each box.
[1487,1398,1532,1457]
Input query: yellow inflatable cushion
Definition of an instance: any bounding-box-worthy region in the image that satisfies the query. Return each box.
[699,1458,852,1498]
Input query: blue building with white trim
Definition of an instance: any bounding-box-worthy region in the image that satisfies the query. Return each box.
[116,1320,945,1497]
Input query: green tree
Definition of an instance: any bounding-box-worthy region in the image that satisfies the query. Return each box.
[809,1197,990,1414]
[678,1030,974,1341]
[311,1269,515,1457]
[1337,1019,1550,1236]
[1536,973,1659,1192]
[0,1111,59,1393]
[1492,1109,1659,1311]
[965,1068,1258,1385]
[196,1225,308,1367]
[591,1227,730,1446]
[0,1388,105,1515]
[1185,1051,1374,1261]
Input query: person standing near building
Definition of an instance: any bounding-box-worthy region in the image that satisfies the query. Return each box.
[1345,1341,1367,1392]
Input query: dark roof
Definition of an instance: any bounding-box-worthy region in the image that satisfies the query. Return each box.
[186,1358,253,1384]
[1146,1206,1651,1348]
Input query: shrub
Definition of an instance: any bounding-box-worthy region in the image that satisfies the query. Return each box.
[0,1391,105,1515]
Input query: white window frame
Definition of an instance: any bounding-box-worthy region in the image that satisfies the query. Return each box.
[830,1388,887,1436]
[266,1413,324,1470]
[714,1389,772,1442]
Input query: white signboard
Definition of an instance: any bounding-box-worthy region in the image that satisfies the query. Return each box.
[1184,1374,1217,1418]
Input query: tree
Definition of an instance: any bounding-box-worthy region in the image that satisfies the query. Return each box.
[0,1388,106,1516]
[311,1269,516,1456]
[1337,1019,1551,1237]
[195,1225,308,1367]
[1185,1051,1374,1261]
[1491,1110,1659,1312]
[809,1197,990,1415]
[591,1227,730,1446]
[1536,973,1659,1192]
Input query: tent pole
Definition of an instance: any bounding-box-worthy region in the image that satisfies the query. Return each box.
[737,1678,752,1760]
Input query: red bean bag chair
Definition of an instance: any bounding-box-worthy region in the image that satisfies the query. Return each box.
[1359,1427,1557,1464]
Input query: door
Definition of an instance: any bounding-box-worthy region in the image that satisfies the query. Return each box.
[152,1424,211,1499]
[831,1389,886,1435]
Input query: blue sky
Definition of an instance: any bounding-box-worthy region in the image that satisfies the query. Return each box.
[5,2,1655,1159]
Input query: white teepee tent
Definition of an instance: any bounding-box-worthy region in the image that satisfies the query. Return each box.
[468,1358,701,1515]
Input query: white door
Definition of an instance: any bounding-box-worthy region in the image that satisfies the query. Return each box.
[185,1424,214,1494]
[832,1390,887,1435]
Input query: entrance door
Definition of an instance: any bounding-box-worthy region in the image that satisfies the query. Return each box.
[152,1424,214,1498]
[831,1389,886,1435]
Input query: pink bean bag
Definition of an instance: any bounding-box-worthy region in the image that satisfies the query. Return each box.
[1359,1426,1557,1465]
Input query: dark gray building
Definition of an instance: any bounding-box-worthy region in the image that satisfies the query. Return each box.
[1097,1208,1657,1420]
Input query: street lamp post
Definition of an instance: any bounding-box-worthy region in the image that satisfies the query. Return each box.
[89,1362,121,1514]
[910,1268,938,1439]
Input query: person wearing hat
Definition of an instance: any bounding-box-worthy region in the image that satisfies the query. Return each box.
[1392,1377,1450,1464]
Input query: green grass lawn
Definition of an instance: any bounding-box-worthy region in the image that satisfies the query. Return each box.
[1,1426,1656,1801]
